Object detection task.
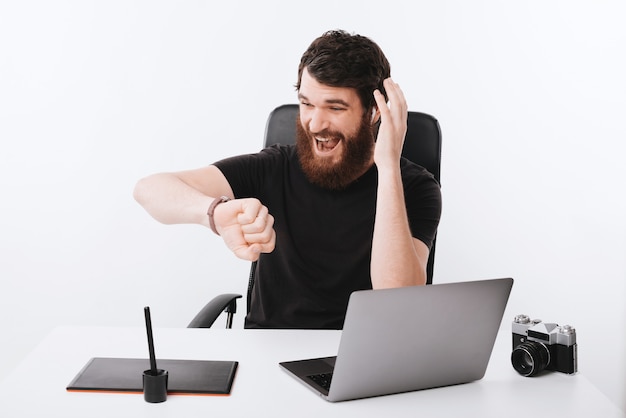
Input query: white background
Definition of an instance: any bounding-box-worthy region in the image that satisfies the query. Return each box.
[1,0,624,412]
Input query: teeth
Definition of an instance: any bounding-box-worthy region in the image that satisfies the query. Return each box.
[316,137,330,142]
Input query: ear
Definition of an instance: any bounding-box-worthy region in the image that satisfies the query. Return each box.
[371,107,380,124]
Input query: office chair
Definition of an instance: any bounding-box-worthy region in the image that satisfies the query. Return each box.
[188,104,442,328]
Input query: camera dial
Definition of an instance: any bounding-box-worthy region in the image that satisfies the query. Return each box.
[513,314,530,324]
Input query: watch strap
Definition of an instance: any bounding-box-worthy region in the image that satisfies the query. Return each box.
[207,196,231,236]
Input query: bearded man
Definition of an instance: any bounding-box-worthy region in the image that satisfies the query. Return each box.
[133,30,442,329]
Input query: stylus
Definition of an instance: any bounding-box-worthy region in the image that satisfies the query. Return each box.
[144,306,158,373]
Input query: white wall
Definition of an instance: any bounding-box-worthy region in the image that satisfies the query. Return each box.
[1,0,624,411]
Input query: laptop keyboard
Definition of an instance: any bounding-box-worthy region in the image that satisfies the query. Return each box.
[307,373,333,391]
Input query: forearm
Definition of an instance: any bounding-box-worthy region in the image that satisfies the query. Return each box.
[370,167,427,288]
[134,166,274,261]
[133,172,216,227]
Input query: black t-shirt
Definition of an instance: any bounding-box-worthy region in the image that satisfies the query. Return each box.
[213,144,441,329]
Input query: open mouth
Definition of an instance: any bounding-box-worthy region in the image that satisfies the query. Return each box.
[315,136,340,153]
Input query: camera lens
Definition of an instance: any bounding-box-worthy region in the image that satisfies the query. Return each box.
[511,341,550,377]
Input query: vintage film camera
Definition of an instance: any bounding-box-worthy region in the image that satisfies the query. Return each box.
[511,314,577,377]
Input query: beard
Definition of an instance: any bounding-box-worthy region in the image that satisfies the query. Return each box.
[296,113,375,191]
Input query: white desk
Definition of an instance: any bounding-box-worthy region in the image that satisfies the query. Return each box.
[0,326,623,417]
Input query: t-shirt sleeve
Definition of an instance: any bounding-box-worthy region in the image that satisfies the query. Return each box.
[212,145,286,198]
[402,161,442,250]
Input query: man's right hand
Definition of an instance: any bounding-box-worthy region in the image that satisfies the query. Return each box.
[213,198,276,261]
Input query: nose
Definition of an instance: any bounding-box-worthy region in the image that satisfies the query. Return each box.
[305,109,329,134]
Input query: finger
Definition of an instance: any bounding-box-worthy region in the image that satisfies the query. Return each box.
[235,229,276,261]
[242,214,275,243]
[373,89,389,118]
[232,246,261,262]
[249,229,276,254]
[383,78,407,113]
[237,201,267,225]
[240,206,270,234]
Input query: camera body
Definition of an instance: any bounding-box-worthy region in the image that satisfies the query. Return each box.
[511,314,577,377]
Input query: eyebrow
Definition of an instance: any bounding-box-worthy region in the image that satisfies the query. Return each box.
[297,93,351,108]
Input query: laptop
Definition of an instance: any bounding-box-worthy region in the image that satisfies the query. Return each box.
[279,277,513,402]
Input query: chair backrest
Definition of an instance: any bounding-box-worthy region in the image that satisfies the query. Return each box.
[264,104,442,183]
[247,104,442,310]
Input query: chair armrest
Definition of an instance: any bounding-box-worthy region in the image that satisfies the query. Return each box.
[187,293,242,328]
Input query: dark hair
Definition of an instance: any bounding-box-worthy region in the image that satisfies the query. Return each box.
[296,30,391,112]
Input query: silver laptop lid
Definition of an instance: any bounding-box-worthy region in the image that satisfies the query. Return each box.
[327,278,513,401]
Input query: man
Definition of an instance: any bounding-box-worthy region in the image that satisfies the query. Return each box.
[134,30,442,329]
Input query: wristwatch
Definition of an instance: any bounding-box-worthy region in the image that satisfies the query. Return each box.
[207,196,230,235]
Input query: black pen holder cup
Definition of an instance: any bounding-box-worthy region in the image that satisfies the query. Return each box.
[142,369,168,403]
